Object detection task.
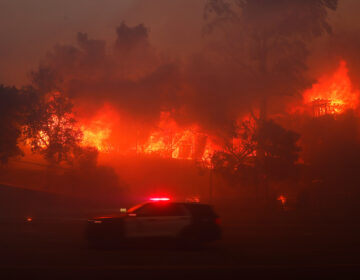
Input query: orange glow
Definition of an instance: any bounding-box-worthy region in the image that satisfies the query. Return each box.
[68,109,221,162]
[277,195,286,206]
[26,217,33,222]
[186,196,200,203]
[303,60,358,116]
[81,125,111,152]
[37,130,50,148]
[27,99,250,164]
[78,105,117,152]
[75,109,249,166]
[141,112,219,162]
[143,128,196,160]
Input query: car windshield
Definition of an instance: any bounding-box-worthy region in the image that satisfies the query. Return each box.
[127,202,188,217]
[126,203,146,214]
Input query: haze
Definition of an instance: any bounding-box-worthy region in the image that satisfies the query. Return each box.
[0,0,206,86]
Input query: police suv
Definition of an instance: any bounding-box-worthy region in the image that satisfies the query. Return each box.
[86,198,221,248]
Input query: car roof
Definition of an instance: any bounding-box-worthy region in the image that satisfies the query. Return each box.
[147,201,210,205]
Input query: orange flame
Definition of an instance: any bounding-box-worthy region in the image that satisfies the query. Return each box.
[141,112,219,162]
[78,105,118,152]
[277,195,286,205]
[45,62,360,160]
[303,60,358,116]
[81,125,112,152]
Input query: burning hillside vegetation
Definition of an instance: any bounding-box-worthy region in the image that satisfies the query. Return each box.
[73,59,359,164]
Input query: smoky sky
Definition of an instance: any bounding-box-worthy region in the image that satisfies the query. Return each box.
[0,0,358,87]
[0,0,205,86]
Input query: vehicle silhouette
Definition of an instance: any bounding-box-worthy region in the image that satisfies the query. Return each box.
[86,200,221,249]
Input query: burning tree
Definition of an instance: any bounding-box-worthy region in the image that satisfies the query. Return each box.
[23,91,82,164]
[212,117,301,187]
[204,0,338,110]
[203,0,338,126]
[203,0,337,202]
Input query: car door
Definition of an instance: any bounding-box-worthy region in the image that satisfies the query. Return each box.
[125,203,169,238]
[124,204,154,238]
[156,203,192,237]
[134,203,171,237]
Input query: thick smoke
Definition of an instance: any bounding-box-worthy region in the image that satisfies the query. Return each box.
[32,22,180,128]
[29,1,343,141]
[326,30,360,89]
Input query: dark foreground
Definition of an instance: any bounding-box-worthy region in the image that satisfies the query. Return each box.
[1,218,360,279]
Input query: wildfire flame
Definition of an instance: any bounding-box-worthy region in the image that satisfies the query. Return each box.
[81,125,111,152]
[141,112,218,161]
[277,195,287,205]
[77,110,219,162]
[30,60,359,162]
[304,60,358,116]
[78,105,117,152]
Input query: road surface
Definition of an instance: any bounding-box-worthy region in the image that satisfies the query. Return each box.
[1,219,360,279]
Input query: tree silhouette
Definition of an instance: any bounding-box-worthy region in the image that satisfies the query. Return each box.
[212,118,301,186]
[0,85,24,163]
[204,0,337,114]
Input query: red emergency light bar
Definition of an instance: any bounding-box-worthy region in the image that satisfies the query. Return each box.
[149,197,170,202]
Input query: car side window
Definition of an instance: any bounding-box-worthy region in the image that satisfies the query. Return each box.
[166,204,188,216]
[135,203,187,217]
